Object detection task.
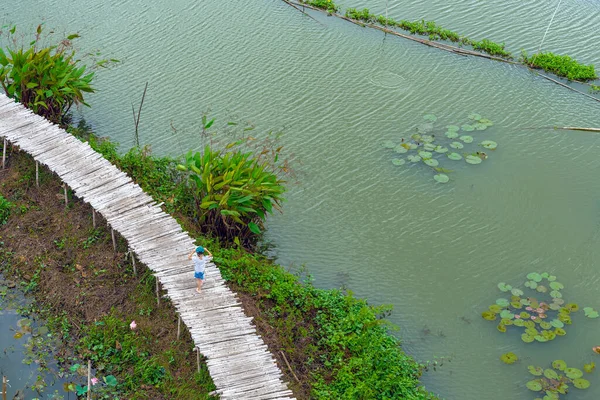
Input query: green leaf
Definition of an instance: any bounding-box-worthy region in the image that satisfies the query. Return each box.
[526,380,542,391]
[528,365,543,376]
[459,135,474,143]
[447,152,462,161]
[391,158,406,166]
[104,375,118,387]
[500,352,518,364]
[465,155,482,165]
[248,222,261,234]
[424,158,439,167]
[433,174,449,183]
[572,378,590,389]
[565,368,583,379]
[480,140,497,150]
[552,360,567,371]
[67,34,81,40]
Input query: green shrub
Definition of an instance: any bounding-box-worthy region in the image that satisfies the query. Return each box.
[345,8,375,22]
[0,195,13,225]
[305,0,339,13]
[177,146,285,245]
[0,25,95,125]
[471,38,512,59]
[522,51,597,81]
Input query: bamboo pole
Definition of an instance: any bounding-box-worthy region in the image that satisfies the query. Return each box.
[2,138,6,169]
[87,360,91,400]
[156,277,160,306]
[111,228,117,252]
[2,376,6,400]
[177,315,181,340]
[35,161,39,187]
[92,209,96,228]
[556,126,600,133]
[535,73,600,103]
[130,249,137,276]
[196,347,200,373]
[63,184,68,207]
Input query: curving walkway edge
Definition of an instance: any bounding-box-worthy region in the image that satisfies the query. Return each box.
[0,94,294,400]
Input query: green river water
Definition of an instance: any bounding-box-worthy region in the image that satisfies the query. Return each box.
[3,1,600,398]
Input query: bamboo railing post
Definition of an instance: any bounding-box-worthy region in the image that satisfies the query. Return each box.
[92,209,96,228]
[196,347,200,373]
[111,228,117,252]
[2,376,6,400]
[63,184,68,207]
[35,161,39,187]
[177,315,181,340]
[87,360,91,399]
[156,277,160,306]
[2,137,6,169]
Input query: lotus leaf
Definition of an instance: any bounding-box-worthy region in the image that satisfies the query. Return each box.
[544,369,559,379]
[468,113,482,121]
[584,307,599,318]
[528,366,543,376]
[465,155,482,165]
[541,272,549,279]
[392,158,406,166]
[525,281,538,289]
[500,352,518,364]
[482,311,497,321]
[419,151,433,159]
[445,131,459,139]
[526,380,543,391]
[542,330,556,340]
[534,335,548,342]
[525,327,539,336]
[408,155,421,162]
[394,145,408,154]
[558,314,571,324]
[552,360,567,371]
[510,301,523,309]
[425,159,439,167]
[481,140,498,150]
[461,125,475,132]
[550,319,564,328]
[565,368,583,379]
[539,321,552,330]
[489,304,502,313]
[572,378,590,389]
[521,333,535,343]
[550,290,562,299]
[460,135,474,143]
[501,318,513,325]
[418,123,434,134]
[496,298,510,307]
[423,114,437,122]
[587,311,599,318]
[447,152,462,161]
[521,298,531,306]
[434,174,449,183]
[434,146,448,153]
[497,324,507,333]
[549,282,564,290]
[383,140,396,149]
[565,303,579,312]
[423,143,436,151]
[527,272,543,282]
[559,307,570,315]
[536,285,548,293]
[474,123,488,131]
[554,328,566,336]
[547,275,557,281]
[421,134,435,142]
[479,118,493,126]
[520,312,531,319]
[513,319,525,327]
[524,321,536,329]
[497,282,512,292]
[511,288,524,297]
[584,362,595,373]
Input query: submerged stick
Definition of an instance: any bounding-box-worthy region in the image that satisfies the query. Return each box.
[535,72,600,103]
[555,126,600,133]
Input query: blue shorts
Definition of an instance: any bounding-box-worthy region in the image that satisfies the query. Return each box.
[194,271,205,280]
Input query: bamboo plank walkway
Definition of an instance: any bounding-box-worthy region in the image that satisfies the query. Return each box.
[0,93,295,400]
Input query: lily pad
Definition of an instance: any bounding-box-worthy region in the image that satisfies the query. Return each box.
[550,290,562,299]
[497,282,512,292]
[554,327,566,336]
[418,124,434,134]
[481,140,497,150]
[468,113,482,121]
[418,151,433,159]
[526,380,542,391]
[449,141,464,149]
[391,158,406,166]
[547,275,557,281]
[382,140,396,149]
[584,362,595,373]
[489,304,502,313]
[525,280,538,289]
[461,125,475,132]
[536,285,548,293]
[460,135,474,143]
[549,282,564,290]
[447,152,462,161]
[544,369,559,379]
[528,365,543,376]
[446,125,460,132]
[521,333,535,343]
[496,298,510,307]
[513,319,525,327]
[433,174,449,183]
[572,378,590,389]
[423,143,436,151]
[565,368,583,379]
[500,352,518,364]
[445,131,459,139]
[474,123,488,131]
[534,335,548,342]
[434,146,448,153]
[565,303,579,312]
[394,145,408,154]
[510,301,522,309]
[423,114,437,122]
[408,155,421,162]
[511,288,524,297]
[500,310,514,319]
[482,311,497,321]
[550,319,564,328]
[421,134,435,142]
[527,272,543,282]
[539,321,552,330]
[465,155,482,165]
[552,360,567,371]
[424,158,439,167]
[497,324,507,333]
[549,303,561,311]
[479,118,493,126]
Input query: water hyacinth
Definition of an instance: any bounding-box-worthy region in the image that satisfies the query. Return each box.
[382,113,498,183]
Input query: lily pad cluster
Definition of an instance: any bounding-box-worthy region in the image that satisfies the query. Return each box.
[482,272,598,343]
[526,360,595,398]
[382,113,497,183]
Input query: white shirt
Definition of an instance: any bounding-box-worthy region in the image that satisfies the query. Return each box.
[192,253,210,273]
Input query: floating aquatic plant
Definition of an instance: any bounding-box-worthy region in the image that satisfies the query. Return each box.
[482,273,599,344]
[381,113,498,183]
[501,352,518,364]
[524,359,595,398]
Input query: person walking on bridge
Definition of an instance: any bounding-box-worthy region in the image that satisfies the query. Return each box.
[188,245,212,293]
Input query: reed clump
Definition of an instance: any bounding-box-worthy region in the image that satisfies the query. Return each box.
[522,51,597,81]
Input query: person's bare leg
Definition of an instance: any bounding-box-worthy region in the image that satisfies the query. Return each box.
[196,278,203,293]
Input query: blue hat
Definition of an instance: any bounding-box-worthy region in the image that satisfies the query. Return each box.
[196,246,205,254]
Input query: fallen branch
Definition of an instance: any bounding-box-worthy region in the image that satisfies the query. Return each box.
[554,126,600,133]
[280,350,300,384]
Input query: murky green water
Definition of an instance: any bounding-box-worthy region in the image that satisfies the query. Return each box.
[3,0,600,398]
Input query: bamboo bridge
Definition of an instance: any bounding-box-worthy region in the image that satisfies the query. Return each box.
[0,93,295,400]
